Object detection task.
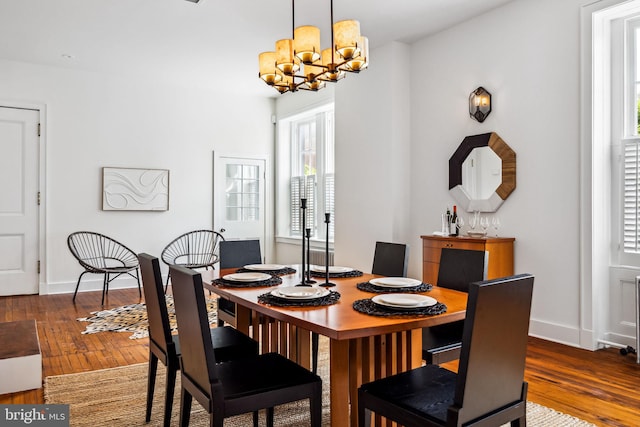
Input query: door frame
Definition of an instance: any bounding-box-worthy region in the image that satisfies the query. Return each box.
[212,151,272,262]
[0,100,47,295]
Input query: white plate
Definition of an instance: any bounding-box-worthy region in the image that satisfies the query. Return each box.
[243,264,286,271]
[467,230,487,237]
[369,277,422,288]
[271,286,330,299]
[223,272,271,282]
[372,294,437,309]
[310,265,353,274]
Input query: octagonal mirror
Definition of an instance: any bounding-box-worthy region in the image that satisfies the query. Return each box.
[448,132,516,212]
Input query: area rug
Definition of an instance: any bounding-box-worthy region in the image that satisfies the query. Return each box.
[77,296,218,339]
[44,336,595,427]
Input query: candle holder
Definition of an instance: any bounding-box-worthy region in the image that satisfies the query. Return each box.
[297,198,309,286]
[305,228,317,284]
[320,213,336,287]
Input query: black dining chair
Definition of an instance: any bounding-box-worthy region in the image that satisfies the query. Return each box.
[358,274,534,427]
[217,239,262,327]
[138,253,258,427]
[169,264,322,427]
[371,241,409,277]
[422,247,487,364]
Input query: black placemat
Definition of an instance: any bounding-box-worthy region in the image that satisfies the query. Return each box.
[210,275,282,288]
[309,269,363,278]
[258,290,341,307]
[352,299,447,317]
[356,281,433,293]
[236,266,297,276]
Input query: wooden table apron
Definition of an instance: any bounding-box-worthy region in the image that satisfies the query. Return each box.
[202,268,467,427]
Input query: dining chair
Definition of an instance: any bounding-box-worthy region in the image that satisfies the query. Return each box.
[358,273,534,427]
[138,253,258,427]
[422,247,487,364]
[169,264,322,427]
[161,229,224,293]
[68,231,141,305]
[217,239,262,327]
[371,241,409,277]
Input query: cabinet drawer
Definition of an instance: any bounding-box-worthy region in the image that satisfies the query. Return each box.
[423,239,485,263]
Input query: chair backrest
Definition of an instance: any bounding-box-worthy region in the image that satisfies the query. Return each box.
[68,231,138,270]
[161,230,224,267]
[371,241,409,277]
[170,265,219,388]
[453,273,534,424]
[437,248,487,292]
[138,253,173,352]
[219,239,262,269]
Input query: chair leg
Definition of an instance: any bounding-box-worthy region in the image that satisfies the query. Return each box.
[164,362,178,427]
[312,332,319,374]
[135,267,142,298]
[101,273,109,306]
[266,407,274,427]
[146,353,158,422]
[252,410,259,427]
[358,390,371,427]
[179,387,192,427]
[72,271,90,302]
[310,385,322,427]
[165,272,171,294]
[511,415,527,427]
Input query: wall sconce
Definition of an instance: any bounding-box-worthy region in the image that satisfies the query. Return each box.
[469,86,492,123]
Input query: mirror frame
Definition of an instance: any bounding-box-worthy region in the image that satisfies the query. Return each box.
[448,132,516,212]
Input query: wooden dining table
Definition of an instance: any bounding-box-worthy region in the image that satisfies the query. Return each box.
[201,266,468,427]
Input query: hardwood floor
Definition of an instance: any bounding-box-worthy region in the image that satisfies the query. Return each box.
[1,289,640,426]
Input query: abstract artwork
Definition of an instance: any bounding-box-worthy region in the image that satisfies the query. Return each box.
[102,167,169,211]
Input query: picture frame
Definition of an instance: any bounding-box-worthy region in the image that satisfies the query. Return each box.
[102,167,169,211]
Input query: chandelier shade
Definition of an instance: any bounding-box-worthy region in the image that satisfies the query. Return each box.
[294,26,321,64]
[258,52,281,85]
[340,36,368,72]
[333,20,361,60]
[276,39,299,75]
[258,0,368,94]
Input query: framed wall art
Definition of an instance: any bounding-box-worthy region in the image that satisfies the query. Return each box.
[102,167,169,211]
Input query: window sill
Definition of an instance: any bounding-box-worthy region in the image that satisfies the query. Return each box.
[276,236,334,251]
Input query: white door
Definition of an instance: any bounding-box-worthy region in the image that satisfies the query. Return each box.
[0,107,40,295]
[214,156,266,261]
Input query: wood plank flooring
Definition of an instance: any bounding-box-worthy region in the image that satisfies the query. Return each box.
[1,289,640,426]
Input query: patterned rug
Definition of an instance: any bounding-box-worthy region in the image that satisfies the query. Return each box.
[44,336,596,427]
[77,296,218,339]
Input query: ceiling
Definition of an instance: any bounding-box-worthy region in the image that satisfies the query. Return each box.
[0,0,515,98]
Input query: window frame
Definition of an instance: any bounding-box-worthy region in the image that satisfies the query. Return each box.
[615,15,640,266]
[276,103,335,247]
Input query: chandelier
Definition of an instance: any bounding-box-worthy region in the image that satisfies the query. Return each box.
[258,0,369,94]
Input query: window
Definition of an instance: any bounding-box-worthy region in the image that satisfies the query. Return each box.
[225,164,259,221]
[618,16,640,264]
[277,103,335,242]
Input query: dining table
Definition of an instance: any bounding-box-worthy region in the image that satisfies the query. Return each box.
[201,265,468,427]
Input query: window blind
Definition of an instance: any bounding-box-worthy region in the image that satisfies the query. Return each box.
[290,175,316,235]
[624,139,640,252]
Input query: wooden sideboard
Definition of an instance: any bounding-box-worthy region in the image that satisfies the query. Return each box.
[420,235,515,284]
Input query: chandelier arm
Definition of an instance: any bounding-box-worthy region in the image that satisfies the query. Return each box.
[330,0,335,64]
[292,0,295,39]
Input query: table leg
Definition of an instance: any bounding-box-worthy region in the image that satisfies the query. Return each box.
[235,305,251,336]
[330,338,350,427]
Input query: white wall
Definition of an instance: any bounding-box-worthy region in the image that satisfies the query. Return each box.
[0,59,274,294]
[323,0,587,347]
[334,42,412,273]
[407,0,585,346]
